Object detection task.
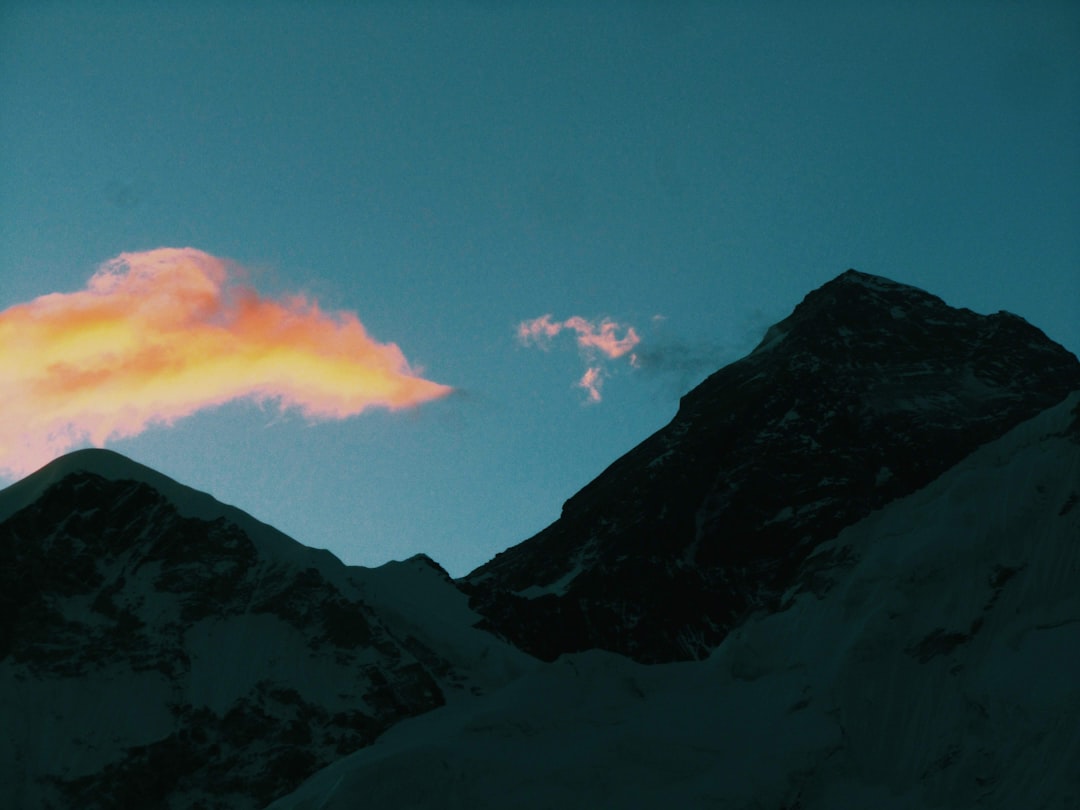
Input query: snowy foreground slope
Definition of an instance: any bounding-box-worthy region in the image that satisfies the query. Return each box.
[268,392,1080,810]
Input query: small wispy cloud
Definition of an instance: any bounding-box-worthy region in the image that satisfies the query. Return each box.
[576,366,604,403]
[632,340,724,377]
[0,247,452,478]
[633,308,784,395]
[517,314,641,403]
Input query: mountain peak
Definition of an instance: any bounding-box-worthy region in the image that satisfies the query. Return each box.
[747,269,949,357]
[746,268,1060,372]
[793,267,952,323]
[802,267,1037,331]
[0,448,340,573]
[0,448,162,525]
[834,266,905,286]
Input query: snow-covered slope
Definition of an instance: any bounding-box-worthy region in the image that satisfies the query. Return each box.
[0,451,531,810]
[267,391,1080,810]
[350,556,536,702]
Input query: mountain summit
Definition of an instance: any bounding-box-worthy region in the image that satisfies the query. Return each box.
[463,269,1080,662]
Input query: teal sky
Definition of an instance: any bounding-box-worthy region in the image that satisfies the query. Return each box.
[2,1,1078,576]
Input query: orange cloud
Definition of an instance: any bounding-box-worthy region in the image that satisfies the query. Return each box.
[0,247,452,478]
[517,314,641,403]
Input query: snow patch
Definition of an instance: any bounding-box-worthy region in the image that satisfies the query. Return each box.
[515,560,584,600]
[765,505,795,525]
[751,324,787,354]
[647,449,675,469]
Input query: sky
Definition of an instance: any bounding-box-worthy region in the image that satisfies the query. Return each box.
[1,1,1078,577]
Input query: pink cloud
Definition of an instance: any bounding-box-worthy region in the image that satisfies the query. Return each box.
[518,315,641,359]
[577,367,604,403]
[517,314,641,404]
[516,314,563,346]
[0,247,452,478]
[562,317,640,359]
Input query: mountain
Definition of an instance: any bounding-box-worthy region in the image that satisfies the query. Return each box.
[3,268,1078,809]
[0,450,531,810]
[462,269,1080,662]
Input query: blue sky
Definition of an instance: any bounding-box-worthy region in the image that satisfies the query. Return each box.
[1,1,1078,576]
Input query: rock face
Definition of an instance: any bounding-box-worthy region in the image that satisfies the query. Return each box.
[463,270,1080,662]
[0,450,527,810]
